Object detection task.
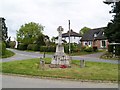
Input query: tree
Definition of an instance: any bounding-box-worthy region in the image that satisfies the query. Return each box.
[17,22,44,45]
[104,1,120,43]
[79,27,91,35]
[0,18,8,42]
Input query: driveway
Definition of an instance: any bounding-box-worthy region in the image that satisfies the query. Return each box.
[2,48,118,64]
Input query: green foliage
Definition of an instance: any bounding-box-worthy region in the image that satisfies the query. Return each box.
[93,46,98,52]
[2,49,15,58]
[64,44,69,53]
[9,41,16,48]
[79,27,91,35]
[104,2,120,43]
[18,44,27,50]
[27,44,39,51]
[0,42,6,56]
[84,46,93,52]
[17,22,44,45]
[40,46,56,52]
[108,45,113,52]
[0,18,8,41]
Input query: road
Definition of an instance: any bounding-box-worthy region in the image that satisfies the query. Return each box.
[2,48,118,64]
[2,75,118,88]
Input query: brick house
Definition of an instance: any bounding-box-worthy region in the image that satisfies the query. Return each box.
[80,27,109,49]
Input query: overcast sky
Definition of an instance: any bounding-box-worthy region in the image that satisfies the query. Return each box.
[0,0,112,40]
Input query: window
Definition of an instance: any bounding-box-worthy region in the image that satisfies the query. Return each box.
[94,33,97,38]
[101,40,106,48]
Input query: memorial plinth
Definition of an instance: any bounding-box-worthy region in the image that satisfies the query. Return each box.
[50,26,70,68]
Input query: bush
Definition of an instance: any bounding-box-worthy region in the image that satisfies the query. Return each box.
[18,44,27,50]
[27,44,33,50]
[40,46,56,52]
[9,41,16,48]
[84,46,93,52]
[32,44,39,51]
[81,46,86,51]
[108,44,120,56]
[115,44,120,56]
[27,44,39,51]
[108,45,113,52]
[0,42,6,56]
[93,46,98,52]
[64,45,69,53]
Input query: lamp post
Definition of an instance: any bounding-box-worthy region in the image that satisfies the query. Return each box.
[68,20,71,55]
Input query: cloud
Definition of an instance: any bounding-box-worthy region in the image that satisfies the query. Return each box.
[0,0,112,40]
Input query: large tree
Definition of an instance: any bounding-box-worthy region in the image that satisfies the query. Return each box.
[104,1,120,43]
[79,27,91,35]
[0,18,8,42]
[17,22,45,45]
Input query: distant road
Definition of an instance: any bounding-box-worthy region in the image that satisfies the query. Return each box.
[2,75,118,88]
[2,48,118,64]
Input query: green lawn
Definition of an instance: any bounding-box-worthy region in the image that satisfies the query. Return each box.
[1,49,15,58]
[1,58,118,81]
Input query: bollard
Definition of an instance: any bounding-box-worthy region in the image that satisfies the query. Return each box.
[43,52,45,58]
[40,57,45,70]
[80,59,85,68]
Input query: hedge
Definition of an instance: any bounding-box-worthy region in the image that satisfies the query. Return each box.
[17,44,27,50]
[40,46,56,52]
[27,44,39,51]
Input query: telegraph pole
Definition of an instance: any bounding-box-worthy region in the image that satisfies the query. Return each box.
[68,20,71,55]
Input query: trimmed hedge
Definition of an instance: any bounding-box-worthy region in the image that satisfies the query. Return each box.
[27,44,39,51]
[40,46,56,52]
[17,44,27,50]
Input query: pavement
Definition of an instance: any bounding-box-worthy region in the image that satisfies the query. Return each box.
[2,75,118,88]
[2,48,118,64]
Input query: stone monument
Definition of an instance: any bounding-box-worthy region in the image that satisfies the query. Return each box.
[50,26,70,68]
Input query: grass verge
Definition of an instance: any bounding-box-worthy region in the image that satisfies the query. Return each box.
[1,50,15,58]
[1,58,118,82]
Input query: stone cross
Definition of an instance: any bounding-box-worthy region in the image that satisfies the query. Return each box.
[57,26,63,45]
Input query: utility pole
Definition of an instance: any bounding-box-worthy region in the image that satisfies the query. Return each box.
[68,20,71,55]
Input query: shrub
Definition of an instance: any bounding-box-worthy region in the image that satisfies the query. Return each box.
[27,44,33,50]
[9,41,16,48]
[64,45,69,53]
[0,42,6,56]
[18,43,27,50]
[81,46,86,51]
[93,46,98,52]
[115,44,120,56]
[108,45,113,52]
[40,46,56,52]
[84,46,93,52]
[32,44,39,51]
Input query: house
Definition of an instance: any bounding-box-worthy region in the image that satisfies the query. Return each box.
[55,29,82,44]
[80,27,109,49]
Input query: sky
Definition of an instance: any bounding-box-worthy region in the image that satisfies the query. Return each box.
[0,0,112,40]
